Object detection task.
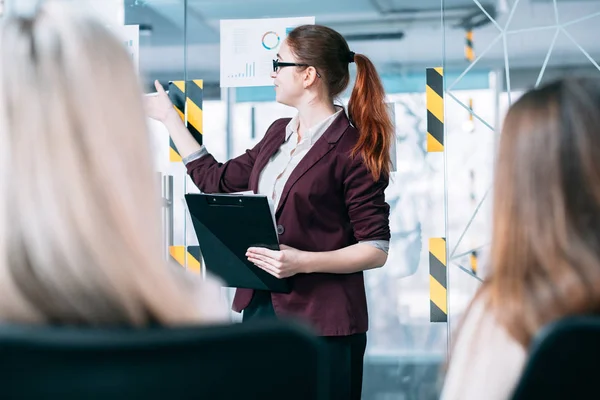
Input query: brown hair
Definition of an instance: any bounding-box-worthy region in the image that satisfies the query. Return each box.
[286,25,394,181]
[485,77,600,347]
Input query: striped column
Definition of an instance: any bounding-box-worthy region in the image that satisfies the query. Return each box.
[169,245,201,274]
[427,67,447,323]
[429,238,448,323]
[465,30,474,62]
[168,80,204,162]
[426,68,444,152]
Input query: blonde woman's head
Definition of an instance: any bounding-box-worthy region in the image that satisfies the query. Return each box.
[0,2,201,325]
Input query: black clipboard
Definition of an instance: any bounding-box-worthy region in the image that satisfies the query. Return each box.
[185,193,290,293]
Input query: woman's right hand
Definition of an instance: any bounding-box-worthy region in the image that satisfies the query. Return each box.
[144,80,177,123]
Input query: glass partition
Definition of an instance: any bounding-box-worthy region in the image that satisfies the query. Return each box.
[181,1,447,397]
[125,0,192,272]
[442,0,600,351]
[4,0,473,396]
[7,0,600,396]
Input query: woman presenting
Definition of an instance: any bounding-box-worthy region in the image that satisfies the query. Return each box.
[146,24,394,400]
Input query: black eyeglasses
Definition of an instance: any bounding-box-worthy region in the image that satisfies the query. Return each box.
[272,59,321,78]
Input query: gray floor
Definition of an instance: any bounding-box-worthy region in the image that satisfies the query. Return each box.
[363,358,443,400]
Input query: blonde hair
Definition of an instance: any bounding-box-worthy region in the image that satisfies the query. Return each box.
[0,2,202,326]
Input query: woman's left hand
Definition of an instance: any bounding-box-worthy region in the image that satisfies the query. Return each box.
[246,244,307,279]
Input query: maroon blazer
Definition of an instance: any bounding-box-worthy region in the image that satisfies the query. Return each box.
[186,112,390,336]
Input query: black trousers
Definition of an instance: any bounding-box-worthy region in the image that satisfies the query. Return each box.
[243,291,367,400]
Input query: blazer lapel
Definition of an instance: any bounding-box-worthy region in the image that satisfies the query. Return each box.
[275,112,350,216]
[249,128,287,192]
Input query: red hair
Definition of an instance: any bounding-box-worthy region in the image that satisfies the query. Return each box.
[286,25,394,181]
[348,54,394,181]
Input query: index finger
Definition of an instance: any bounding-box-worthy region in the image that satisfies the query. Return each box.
[154,80,167,94]
[247,247,279,258]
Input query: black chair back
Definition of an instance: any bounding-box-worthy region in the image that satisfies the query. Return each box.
[0,319,329,399]
[512,316,600,399]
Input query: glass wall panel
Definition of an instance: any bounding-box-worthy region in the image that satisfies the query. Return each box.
[442,0,600,371]
[124,1,189,269]
[180,1,447,397]
[10,0,600,396]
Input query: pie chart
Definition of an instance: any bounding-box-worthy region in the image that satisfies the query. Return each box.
[262,31,280,50]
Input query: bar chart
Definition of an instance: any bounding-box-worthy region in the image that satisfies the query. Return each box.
[220,17,315,87]
[227,62,256,79]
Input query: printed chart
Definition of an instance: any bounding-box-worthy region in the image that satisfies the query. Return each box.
[220,16,315,88]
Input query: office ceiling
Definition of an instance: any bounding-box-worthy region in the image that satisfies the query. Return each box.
[124,0,600,85]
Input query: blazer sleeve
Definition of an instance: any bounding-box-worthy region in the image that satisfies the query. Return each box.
[185,119,282,194]
[343,156,391,242]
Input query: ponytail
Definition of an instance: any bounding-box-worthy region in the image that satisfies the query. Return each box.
[347,54,394,181]
[284,25,393,181]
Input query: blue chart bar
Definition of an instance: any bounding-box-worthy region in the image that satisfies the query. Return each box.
[246,62,256,77]
[229,62,256,79]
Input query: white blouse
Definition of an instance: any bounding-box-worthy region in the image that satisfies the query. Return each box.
[440,299,526,400]
[257,109,342,210]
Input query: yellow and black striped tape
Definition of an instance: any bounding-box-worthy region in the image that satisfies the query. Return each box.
[469,168,478,275]
[470,250,478,275]
[169,245,201,274]
[426,68,444,152]
[468,98,474,122]
[429,237,447,323]
[465,30,474,62]
[168,80,204,162]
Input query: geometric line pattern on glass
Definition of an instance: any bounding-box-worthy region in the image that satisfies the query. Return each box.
[446,2,600,281]
[451,242,490,261]
[561,28,600,73]
[452,261,484,282]
[449,186,491,259]
[473,0,503,31]
[536,28,561,88]
[503,0,523,31]
[450,1,600,98]
[448,34,503,91]
[501,0,523,106]
[447,92,495,131]
[503,33,512,105]
[562,11,600,28]
[506,25,557,35]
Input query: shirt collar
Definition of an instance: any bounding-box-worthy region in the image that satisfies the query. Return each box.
[285,106,344,145]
